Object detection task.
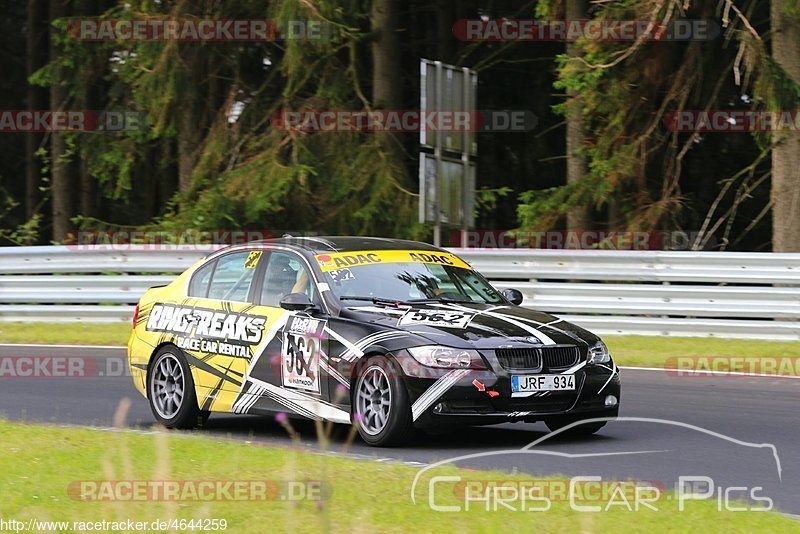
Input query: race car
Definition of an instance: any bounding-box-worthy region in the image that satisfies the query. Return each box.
[128,237,620,446]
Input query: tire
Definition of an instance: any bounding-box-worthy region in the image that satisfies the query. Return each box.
[545,417,606,436]
[353,355,414,447]
[148,346,204,429]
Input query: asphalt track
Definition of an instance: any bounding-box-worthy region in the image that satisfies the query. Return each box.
[0,344,798,516]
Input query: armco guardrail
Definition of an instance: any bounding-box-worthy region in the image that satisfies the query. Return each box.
[0,246,798,340]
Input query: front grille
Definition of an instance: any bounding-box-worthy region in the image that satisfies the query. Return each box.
[542,345,580,370]
[495,345,580,370]
[496,348,541,370]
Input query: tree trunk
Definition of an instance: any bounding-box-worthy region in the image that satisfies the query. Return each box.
[162,141,179,214]
[142,152,157,220]
[176,46,207,204]
[770,2,800,251]
[565,0,591,231]
[177,110,200,196]
[371,0,407,190]
[25,0,48,225]
[371,0,402,109]
[434,0,456,63]
[50,0,73,243]
[77,0,100,218]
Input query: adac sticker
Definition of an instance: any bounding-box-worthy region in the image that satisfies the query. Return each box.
[244,251,263,269]
[315,250,471,272]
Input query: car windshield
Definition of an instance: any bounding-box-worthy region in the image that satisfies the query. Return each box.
[316,252,504,304]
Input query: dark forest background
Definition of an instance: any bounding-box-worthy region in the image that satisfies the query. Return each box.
[0,0,798,251]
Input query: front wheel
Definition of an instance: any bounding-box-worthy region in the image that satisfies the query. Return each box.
[353,356,414,447]
[148,347,205,429]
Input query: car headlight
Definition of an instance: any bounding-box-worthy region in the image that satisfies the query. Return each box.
[588,341,611,364]
[407,346,486,369]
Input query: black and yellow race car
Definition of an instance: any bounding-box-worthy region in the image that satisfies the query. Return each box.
[128,237,620,446]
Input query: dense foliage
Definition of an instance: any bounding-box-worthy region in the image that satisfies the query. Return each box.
[1,0,798,250]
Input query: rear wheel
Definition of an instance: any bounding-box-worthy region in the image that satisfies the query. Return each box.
[148,347,205,429]
[353,356,414,447]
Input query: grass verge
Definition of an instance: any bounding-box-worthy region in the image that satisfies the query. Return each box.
[1,322,799,375]
[0,420,793,533]
[605,335,800,372]
[0,322,130,346]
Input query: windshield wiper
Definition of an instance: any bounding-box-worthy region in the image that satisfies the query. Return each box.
[407,297,477,304]
[339,295,408,307]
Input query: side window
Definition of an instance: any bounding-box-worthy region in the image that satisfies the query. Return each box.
[207,251,260,302]
[261,252,315,307]
[188,260,216,298]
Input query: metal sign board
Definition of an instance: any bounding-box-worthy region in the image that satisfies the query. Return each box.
[419,153,475,227]
[420,59,477,156]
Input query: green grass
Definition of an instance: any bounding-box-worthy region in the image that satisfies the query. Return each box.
[605,336,800,373]
[0,322,130,346]
[1,323,799,374]
[0,420,793,533]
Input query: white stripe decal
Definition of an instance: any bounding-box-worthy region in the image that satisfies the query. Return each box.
[435,303,557,345]
[247,385,264,412]
[233,383,264,414]
[250,377,351,424]
[243,313,291,376]
[598,362,619,394]
[320,358,350,389]
[354,330,405,349]
[562,360,587,375]
[338,331,408,362]
[232,312,292,409]
[232,384,252,413]
[232,386,250,413]
[482,311,558,345]
[411,369,471,421]
[501,310,576,339]
[262,389,319,420]
[326,327,364,360]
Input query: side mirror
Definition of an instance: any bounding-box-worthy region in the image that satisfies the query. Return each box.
[502,288,524,306]
[279,292,317,311]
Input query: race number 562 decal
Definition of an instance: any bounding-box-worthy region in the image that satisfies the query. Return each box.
[398,309,474,329]
[282,315,326,393]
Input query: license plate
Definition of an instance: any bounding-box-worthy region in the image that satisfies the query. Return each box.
[511,374,575,392]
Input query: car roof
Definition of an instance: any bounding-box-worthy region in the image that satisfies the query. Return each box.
[246,236,445,254]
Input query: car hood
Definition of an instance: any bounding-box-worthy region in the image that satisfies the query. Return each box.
[338,302,600,350]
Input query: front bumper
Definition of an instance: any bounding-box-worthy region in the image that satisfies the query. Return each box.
[399,351,621,428]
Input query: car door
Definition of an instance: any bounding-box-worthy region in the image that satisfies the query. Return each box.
[233,250,339,420]
[175,249,266,412]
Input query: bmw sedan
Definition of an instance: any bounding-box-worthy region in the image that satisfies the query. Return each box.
[128,237,620,446]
